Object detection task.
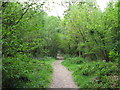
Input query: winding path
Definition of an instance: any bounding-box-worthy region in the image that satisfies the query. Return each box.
[50,55,78,88]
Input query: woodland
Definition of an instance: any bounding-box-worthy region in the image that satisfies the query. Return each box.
[2,0,120,88]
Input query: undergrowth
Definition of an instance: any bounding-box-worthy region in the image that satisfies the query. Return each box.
[2,54,55,88]
[62,57,119,88]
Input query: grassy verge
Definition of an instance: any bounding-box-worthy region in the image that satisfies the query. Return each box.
[2,54,56,88]
[62,57,119,88]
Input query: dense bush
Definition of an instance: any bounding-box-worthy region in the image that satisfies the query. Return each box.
[62,57,119,88]
[76,61,118,76]
[59,1,119,62]
[2,54,55,88]
[2,2,59,88]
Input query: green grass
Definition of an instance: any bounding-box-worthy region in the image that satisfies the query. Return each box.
[62,62,78,71]
[62,57,119,88]
[2,54,56,88]
[62,57,85,71]
[24,58,55,88]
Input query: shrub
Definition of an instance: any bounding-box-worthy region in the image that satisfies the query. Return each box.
[76,61,118,76]
[73,61,119,88]
[2,54,55,88]
[62,57,119,88]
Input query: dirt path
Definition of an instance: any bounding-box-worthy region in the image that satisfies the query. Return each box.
[50,55,78,88]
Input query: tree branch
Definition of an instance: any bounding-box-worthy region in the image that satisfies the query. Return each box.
[15,4,33,25]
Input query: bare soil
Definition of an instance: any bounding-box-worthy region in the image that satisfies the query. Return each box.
[50,55,78,88]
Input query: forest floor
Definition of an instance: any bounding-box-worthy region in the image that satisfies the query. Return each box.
[50,55,78,88]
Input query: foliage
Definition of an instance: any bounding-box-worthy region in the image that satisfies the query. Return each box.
[62,57,119,88]
[2,0,119,88]
[62,57,86,65]
[59,1,119,62]
[2,54,55,88]
[2,2,59,88]
[2,2,61,57]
